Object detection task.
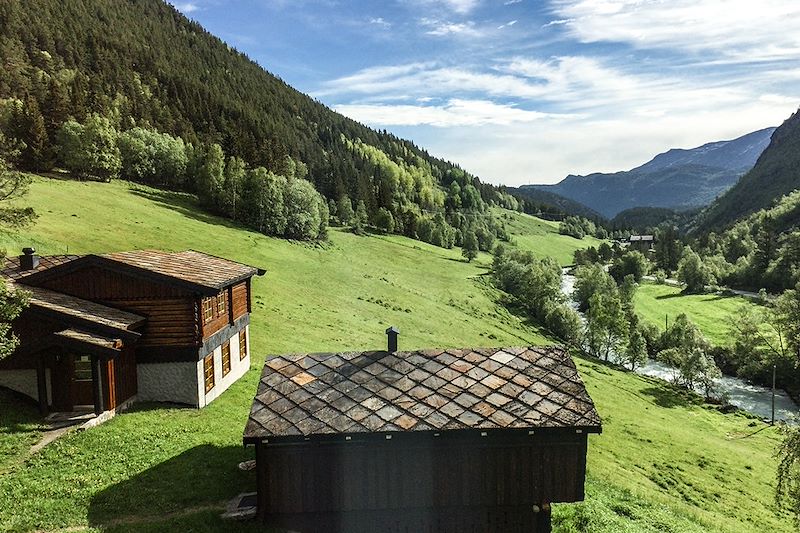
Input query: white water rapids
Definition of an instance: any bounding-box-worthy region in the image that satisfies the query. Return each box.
[560,270,798,422]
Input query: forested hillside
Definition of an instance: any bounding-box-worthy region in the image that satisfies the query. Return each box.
[696,110,800,231]
[0,0,549,247]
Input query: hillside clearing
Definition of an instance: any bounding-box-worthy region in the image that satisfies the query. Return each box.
[0,177,792,532]
[634,282,764,346]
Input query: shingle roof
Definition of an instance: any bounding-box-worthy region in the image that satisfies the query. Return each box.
[54,328,123,351]
[244,346,601,443]
[21,284,145,333]
[103,250,263,290]
[1,255,81,280]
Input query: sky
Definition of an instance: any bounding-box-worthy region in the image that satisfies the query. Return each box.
[172,0,800,186]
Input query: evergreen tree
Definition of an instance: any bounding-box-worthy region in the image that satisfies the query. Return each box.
[353,200,368,233]
[462,230,479,262]
[17,96,49,171]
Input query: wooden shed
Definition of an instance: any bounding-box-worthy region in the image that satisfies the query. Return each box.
[243,341,602,533]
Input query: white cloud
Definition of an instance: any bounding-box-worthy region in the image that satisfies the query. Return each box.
[442,0,481,14]
[551,0,800,62]
[497,19,518,29]
[174,2,199,13]
[334,99,574,127]
[419,18,483,37]
[407,0,481,15]
[320,54,797,185]
[369,17,391,27]
[504,0,523,4]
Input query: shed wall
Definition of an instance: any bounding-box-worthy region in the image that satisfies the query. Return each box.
[255,432,587,532]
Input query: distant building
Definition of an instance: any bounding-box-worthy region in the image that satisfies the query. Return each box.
[0,248,264,416]
[244,330,602,532]
[628,234,655,252]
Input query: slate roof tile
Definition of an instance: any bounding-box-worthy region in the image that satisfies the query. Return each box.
[244,346,602,442]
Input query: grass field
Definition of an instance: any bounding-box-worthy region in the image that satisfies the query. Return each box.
[0,177,792,532]
[634,282,764,346]
[495,208,604,266]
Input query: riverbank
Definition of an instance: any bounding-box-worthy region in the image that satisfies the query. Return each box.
[561,270,798,422]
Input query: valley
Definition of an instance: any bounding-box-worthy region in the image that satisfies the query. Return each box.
[0,176,792,532]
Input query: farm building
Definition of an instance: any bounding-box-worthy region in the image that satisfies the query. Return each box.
[628,234,655,252]
[243,332,602,533]
[0,248,264,415]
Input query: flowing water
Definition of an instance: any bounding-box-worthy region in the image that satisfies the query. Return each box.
[561,270,798,422]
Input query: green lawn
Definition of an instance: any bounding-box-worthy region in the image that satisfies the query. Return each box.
[0,177,792,532]
[634,282,763,346]
[494,208,605,266]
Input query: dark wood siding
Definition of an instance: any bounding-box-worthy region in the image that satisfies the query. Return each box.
[255,432,586,532]
[109,298,198,346]
[104,346,137,409]
[34,266,200,347]
[37,266,189,300]
[231,282,248,320]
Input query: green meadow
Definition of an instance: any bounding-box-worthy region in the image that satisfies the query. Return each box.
[634,282,763,346]
[0,177,791,532]
[494,208,604,266]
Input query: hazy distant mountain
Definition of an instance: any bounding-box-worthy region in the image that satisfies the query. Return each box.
[696,110,800,231]
[523,128,776,218]
[506,186,605,220]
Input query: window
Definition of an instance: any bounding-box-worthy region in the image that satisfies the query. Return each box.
[217,293,227,316]
[74,355,92,381]
[239,330,248,361]
[203,354,215,393]
[222,342,231,377]
[202,298,214,324]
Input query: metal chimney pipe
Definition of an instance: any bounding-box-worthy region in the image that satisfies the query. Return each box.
[385,326,399,353]
[20,247,39,271]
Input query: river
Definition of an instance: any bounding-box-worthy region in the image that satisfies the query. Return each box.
[561,270,798,423]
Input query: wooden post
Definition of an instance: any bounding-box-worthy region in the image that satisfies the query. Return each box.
[91,355,104,416]
[772,364,777,425]
[36,357,48,415]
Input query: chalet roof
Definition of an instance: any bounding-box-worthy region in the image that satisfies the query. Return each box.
[1,255,81,280]
[4,250,265,295]
[629,235,654,242]
[244,346,601,444]
[101,250,264,292]
[21,283,145,335]
[53,328,124,352]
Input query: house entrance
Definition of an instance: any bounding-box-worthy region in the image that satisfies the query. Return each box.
[51,354,95,412]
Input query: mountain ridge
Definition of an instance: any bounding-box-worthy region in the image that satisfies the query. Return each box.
[694,110,800,231]
[524,127,776,218]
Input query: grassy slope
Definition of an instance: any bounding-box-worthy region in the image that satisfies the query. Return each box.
[0,177,791,532]
[495,208,604,266]
[634,282,762,346]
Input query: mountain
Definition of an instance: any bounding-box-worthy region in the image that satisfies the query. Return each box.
[526,128,776,218]
[695,109,800,231]
[506,186,604,220]
[0,0,560,247]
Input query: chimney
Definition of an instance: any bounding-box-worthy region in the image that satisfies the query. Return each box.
[385,326,399,353]
[20,248,39,271]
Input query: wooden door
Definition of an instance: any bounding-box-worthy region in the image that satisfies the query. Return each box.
[71,355,95,407]
[50,353,72,412]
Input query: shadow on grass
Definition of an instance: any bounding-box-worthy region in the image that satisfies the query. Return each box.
[129,187,244,230]
[0,387,42,431]
[640,383,703,409]
[88,444,256,530]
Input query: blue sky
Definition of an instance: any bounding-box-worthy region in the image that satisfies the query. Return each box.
[173,0,800,186]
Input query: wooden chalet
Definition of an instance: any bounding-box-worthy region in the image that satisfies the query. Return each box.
[628,234,655,252]
[0,248,264,415]
[243,332,602,533]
